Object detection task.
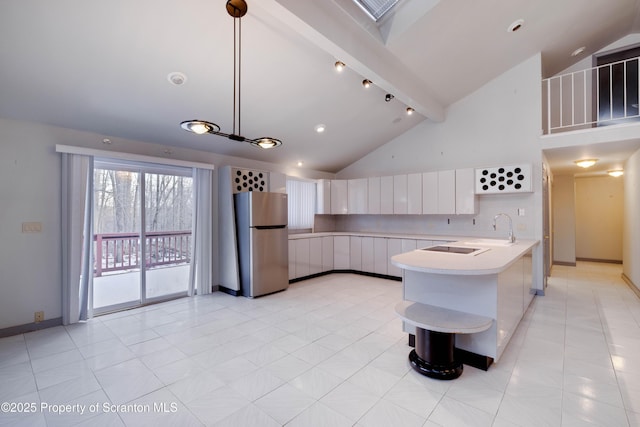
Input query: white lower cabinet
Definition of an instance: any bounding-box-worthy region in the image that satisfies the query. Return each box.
[334,236,350,270]
[288,240,296,280]
[361,237,375,273]
[387,238,404,277]
[309,238,322,275]
[350,236,362,271]
[374,238,388,275]
[294,239,310,279]
[322,236,334,272]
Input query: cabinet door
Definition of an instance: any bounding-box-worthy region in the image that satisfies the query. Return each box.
[386,238,403,276]
[331,180,348,214]
[422,172,438,214]
[401,239,417,253]
[309,238,322,275]
[393,174,408,214]
[333,236,350,270]
[294,239,310,278]
[438,170,456,214]
[350,236,362,271]
[380,176,394,214]
[316,179,331,214]
[374,238,388,275]
[321,236,334,272]
[407,173,422,214]
[455,168,478,214]
[368,177,381,214]
[361,237,375,273]
[416,239,433,249]
[348,178,368,214]
[288,240,296,280]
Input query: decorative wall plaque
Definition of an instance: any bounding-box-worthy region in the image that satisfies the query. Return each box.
[475,164,532,194]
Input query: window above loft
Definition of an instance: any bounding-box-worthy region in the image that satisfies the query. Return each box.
[352,0,400,21]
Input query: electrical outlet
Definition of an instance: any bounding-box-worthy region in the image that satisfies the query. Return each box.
[517,208,525,216]
[34,311,44,323]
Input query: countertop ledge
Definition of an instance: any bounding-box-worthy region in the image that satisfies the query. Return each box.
[288,231,466,241]
[390,239,539,276]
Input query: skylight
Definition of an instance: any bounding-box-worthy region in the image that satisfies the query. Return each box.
[352,0,400,21]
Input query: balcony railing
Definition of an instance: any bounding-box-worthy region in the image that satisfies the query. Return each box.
[94,230,191,277]
[542,56,640,134]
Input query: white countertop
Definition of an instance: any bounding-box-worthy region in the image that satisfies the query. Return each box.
[390,239,539,276]
[288,231,461,241]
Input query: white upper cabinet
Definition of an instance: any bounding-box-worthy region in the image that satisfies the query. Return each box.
[422,171,438,214]
[348,178,368,214]
[330,180,348,214]
[393,174,408,214]
[380,176,394,214]
[316,179,331,214]
[407,173,422,214]
[455,168,478,214]
[367,176,381,214]
[438,169,456,214]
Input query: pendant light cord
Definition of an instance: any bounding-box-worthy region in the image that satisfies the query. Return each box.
[232,15,242,137]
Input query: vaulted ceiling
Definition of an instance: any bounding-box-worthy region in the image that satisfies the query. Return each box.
[1,0,640,173]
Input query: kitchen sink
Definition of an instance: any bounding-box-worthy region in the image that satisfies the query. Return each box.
[463,238,514,246]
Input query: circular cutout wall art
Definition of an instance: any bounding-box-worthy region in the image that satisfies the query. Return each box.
[475,164,532,194]
[233,168,268,193]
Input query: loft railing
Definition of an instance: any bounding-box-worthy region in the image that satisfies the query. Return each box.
[542,56,640,134]
[94,230,191,277]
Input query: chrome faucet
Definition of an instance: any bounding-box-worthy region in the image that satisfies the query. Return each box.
[493,213,516,243]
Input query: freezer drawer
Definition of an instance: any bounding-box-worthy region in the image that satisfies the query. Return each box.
[238,227,289,297]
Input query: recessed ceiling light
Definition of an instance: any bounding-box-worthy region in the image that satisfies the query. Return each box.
[571,46,586,57]
[334,61,345,72]
[297,161,304,167]
[608,170,624,177]
[406,107,414,115]
[507,19,524,33]
[362,79,372,88]
[315,124,326,133]
[574,158,598,168]
[167,71,187,86]
[102,138,112,144]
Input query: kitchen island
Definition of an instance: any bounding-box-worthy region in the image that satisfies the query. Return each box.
[391,238,538,367]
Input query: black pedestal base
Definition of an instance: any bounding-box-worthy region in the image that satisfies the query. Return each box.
[409,328,463,380]
[408,349,463,380]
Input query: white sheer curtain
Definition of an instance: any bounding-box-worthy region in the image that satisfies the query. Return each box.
[286,178,316,230]
[61,153,94,324]
[189,168,213,295]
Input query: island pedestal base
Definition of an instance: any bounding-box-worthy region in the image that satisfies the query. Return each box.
[409,328,462,380]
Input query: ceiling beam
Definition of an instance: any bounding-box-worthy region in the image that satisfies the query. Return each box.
[255,0,446,122]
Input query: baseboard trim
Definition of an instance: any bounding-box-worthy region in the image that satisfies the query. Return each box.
[553,261,577,267]
[0,317,63,338]
[290,269,402,284]
[622,273,640,300]
[576,257,623,264]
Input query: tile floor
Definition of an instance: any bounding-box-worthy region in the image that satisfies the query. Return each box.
[1,262,639,426]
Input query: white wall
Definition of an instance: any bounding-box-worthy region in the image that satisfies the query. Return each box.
[624,147,640,292]
[575,175,624,262]
[0,117,333,331]
[552,175,576,265]
[337,54,545,290]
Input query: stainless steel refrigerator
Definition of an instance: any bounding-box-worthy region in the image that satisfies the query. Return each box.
[234,191,289,297]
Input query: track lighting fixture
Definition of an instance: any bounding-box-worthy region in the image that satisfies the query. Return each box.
[334,61,345,72]
[406,107,414,115]
[180,0,282,149]
[362,79,372,88]
[385,94,394,102]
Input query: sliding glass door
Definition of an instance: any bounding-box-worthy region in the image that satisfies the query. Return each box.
[92,160,193,314]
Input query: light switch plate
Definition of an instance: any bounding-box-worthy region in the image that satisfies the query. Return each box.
[22,222,42,233]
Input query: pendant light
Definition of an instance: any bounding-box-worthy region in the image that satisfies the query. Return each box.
[180,0,282,149]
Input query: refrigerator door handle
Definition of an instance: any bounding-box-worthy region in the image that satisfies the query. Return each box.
[254,225,287,230]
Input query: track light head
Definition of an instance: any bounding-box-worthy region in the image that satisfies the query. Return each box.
[385,94,394,102]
